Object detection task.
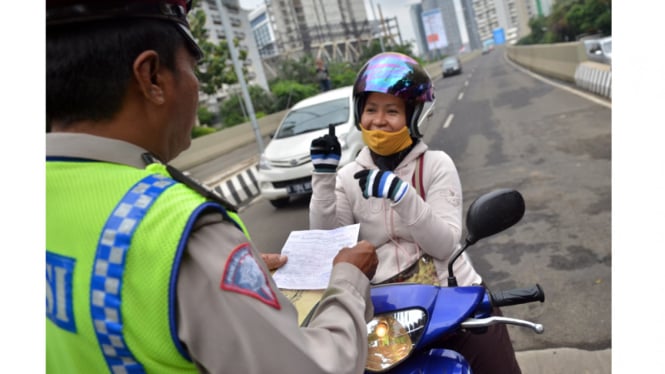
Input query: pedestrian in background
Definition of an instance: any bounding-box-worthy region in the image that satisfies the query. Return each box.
[316,57,332,92]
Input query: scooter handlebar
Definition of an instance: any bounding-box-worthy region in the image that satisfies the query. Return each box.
[490,284,545,307]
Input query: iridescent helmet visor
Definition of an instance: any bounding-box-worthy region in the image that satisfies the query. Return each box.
[353,52,434,104]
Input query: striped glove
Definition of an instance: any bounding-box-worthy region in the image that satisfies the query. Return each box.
[353,169,409,203]
[310,124,341,173]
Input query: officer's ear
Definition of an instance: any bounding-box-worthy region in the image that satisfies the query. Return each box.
[133,50,165,105]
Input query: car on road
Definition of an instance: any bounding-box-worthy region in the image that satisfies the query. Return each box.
[584,36,611,65]
[442,56,462,78]
[257,86,364,208]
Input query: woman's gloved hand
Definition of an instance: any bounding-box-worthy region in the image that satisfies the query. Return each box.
[353,169,409,203]
[310,124,341,173]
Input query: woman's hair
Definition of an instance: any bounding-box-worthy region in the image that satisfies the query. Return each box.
[46,19,187,129]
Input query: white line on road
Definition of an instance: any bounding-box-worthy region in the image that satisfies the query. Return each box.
[457,92,464,100]
[443,114,454,129]
[464,80,469,87]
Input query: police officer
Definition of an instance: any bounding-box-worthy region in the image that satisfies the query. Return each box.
[46,1,378,373]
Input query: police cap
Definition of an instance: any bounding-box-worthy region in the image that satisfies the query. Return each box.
[46,0,203,59]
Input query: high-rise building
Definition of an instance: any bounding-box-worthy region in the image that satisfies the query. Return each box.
[472,0,533,44]
[417,0,481,58]
[409,3,428,58]
[527,0,554,18]
[196,0,269,107]
[249,4,278,58]
[267,0,378,62]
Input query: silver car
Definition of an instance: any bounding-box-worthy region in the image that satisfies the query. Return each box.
[584,36,611,65]
[442,56,462,78]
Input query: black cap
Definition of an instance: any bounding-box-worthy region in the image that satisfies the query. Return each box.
[47,0,203,59]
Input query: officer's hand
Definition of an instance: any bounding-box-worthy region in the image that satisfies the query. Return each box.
[261,253,288,271]
[333,240,378,280]
[353,169,410,203]
[310,124,341,173]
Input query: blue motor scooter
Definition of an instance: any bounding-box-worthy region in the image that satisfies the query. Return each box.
[363,188,545,373]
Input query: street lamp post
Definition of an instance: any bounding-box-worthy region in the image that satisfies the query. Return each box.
[368,0,385,52]
[215,0,265,155]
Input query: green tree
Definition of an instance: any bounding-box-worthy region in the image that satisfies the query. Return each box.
[219,85,275,128]
[327,61,358,88]
[188,0,254,130]
[357,40,416,64]
[269,55,318,85]
[197,106,216,126]
[189,0,249,95]
[518,0,610,44]
[219,95,248,127]
[270,80,319,111]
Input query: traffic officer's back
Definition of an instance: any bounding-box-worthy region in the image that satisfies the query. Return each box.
[46,1,378,373]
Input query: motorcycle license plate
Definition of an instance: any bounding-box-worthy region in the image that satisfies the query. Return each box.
[287,181,312,195]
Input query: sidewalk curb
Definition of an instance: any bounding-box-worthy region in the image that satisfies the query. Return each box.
[516,348,611,373]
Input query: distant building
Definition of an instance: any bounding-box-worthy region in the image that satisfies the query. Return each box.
[527,0,554,17]
[267,0,375,61]
[249,4,279,58]
[196,0,269,109]
[417,0,481,58]
[472,0,530,45]
[409,3,428,58]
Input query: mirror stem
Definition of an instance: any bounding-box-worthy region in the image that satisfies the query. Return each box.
[447,241,469,287]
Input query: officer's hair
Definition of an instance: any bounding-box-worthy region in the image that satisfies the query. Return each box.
[46,19,187,130]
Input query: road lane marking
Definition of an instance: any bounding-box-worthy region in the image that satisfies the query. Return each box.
[458,92,464,100]
[464,80,469,87]
[443,114,454,129]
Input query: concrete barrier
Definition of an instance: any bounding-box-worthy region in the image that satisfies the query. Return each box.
[171,109,287,170]
[575,61,611,99]
[507,42,611,100]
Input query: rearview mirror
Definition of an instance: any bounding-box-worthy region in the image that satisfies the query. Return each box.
[465,189,525,245]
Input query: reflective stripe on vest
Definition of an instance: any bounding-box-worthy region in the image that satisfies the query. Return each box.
[91,173,175,373]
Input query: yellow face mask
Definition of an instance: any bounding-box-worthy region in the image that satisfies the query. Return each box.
[361,126,413,156]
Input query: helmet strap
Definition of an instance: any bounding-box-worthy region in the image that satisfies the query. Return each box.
[409,102,424,138]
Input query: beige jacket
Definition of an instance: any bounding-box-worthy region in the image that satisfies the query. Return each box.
[310,141,482,286]
[47,133,373,374]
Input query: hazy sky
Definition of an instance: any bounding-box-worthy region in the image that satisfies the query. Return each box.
[238,0,421,55]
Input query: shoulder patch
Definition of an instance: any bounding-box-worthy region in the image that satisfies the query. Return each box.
[220,243,280,310]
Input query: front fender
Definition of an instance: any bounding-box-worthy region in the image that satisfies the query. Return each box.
[368,348,470,374]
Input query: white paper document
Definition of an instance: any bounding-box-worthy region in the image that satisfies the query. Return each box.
[273,224,360,290]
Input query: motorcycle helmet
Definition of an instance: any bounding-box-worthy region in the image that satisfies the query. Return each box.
[353,52,435,138]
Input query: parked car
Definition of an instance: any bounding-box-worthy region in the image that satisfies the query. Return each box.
[257,86,364,208]
[442,56,462,78]
[584,36,611,65]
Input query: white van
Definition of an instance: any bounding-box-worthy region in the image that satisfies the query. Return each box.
[257,86,364,208]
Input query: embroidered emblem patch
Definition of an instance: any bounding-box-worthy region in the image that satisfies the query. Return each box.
[220,243,280,309]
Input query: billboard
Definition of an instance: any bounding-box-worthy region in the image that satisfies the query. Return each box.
[492,27,506,45]
[422,8,448,50]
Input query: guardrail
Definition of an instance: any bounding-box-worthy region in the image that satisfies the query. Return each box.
[506,41,611,100]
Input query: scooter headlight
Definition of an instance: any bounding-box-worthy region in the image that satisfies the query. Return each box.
[365,309,427,372]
